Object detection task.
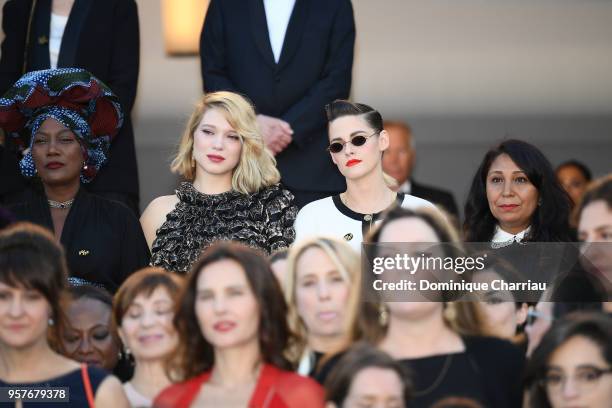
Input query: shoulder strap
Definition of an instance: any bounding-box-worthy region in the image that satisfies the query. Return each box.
[81,363,96,408]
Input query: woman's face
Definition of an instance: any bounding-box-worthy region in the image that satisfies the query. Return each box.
[0,282,51,349]
[119,287,178,363]
[486,154,539,232]
[195,259,260,350]
[578,200,612,289]
[556,165,588,206]
[340,367,405,408]
[61,297,119,371]
[31,118,83,187]
[328,115,388,181]
[472,269,527,339]
[192,108,243,179]
[378,218,444,319]
[545,335,612,408]
[295,247,350,346]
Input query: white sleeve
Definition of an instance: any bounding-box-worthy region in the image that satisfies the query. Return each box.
[294,204,318,244]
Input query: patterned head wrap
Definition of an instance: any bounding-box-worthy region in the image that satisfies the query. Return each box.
[0,68,123,183]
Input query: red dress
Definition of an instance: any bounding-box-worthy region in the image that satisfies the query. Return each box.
[153,363,325,408]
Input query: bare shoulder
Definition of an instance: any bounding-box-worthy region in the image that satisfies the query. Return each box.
[94,375,130,408]
[140,194,179,249]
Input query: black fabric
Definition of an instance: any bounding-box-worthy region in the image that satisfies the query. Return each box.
[200,0,355,193]
[0,0,140,202]
[410,180,459,219]
[331,193,405,236]
[150,182,298,274]
[399,336,524,408]
[0,365,108,407]
[10,188,150,293]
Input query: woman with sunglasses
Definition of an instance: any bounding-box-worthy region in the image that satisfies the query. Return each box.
[294,100,435,251]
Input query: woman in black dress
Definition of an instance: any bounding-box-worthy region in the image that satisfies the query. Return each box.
[141,91,297,274]
[0,68,149,292]
[367,206,525,408]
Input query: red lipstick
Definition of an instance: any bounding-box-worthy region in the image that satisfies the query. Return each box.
[346,159,362,167]
[207,154,225,163]
[213,321,236,332]
[499,204,519,211]
[45,162,64,169]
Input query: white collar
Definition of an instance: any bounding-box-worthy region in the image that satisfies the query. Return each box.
[399,180,412,194]
[492,225,531,244]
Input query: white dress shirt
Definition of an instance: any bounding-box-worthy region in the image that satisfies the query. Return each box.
[49,13,69,69]
[263,0,296,63]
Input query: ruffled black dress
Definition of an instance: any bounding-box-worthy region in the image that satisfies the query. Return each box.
[150,182,297,274]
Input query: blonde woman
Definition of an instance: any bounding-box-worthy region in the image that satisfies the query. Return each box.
[140,92,297,274]
[284,236,369,384]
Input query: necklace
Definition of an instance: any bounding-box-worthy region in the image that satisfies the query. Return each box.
[48,198,74,209]
[412,354,453,397]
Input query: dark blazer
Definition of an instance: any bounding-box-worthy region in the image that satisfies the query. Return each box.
[10,188,150,293]
[0,0,140,201]
[200,0,355,192]
[411,180,459,219]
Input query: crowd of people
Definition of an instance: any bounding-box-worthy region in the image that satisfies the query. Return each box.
[1,0,611,407]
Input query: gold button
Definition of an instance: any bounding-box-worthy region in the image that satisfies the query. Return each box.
[364,214,372,221]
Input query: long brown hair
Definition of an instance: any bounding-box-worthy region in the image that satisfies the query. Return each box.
[169,242,296,381]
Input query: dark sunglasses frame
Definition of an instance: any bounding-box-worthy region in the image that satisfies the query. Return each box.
[326,131,378,153]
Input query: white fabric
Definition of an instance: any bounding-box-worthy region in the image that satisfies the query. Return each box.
[491,225,531,244]
[263,0,296,63]
[398,180,412,194]
[294,194,437,252]
[49,13,69,69]
[123,382,152,408]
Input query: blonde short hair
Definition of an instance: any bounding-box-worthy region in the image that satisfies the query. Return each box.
[284,237,363,361]
[171,91,280,194]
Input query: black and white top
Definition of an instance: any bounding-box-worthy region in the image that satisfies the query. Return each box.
[151,182,298,274]
[294,193,436,251]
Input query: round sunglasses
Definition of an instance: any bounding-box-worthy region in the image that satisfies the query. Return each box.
[326,131,378,154]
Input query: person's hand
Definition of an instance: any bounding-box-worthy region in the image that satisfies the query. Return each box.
[256,114,293,155]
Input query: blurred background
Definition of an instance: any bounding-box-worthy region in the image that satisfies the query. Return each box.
[2,0,611,216]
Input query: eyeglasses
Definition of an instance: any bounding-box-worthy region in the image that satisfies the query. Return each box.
[326,131,378,154]
[526,307,554,326]
[540,366,612,394]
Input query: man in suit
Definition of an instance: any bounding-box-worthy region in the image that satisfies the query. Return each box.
[200,0,355,208]
[0,0,140,214]
[382,121,460,220]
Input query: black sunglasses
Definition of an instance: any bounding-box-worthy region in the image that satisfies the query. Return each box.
[326,131,378,154]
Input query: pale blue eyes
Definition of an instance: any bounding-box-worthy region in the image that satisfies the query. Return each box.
[200,129,240,140]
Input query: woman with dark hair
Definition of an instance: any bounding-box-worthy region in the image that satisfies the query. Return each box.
[0,68,150,292]
[0,222,129,407]
[324,342,411,408]
[154,242,324,408]
[525,312,612,408]
[60,285,122,375]
[464,139,572,246]
[368,206,524,408]
[576,174,612,312]
[113,267,184,407]
[556,159,592,207]
[294,100,434,251]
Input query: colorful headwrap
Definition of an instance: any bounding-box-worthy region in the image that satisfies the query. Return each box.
[0,68,123,183]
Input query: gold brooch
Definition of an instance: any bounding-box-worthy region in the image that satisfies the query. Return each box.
[38,35,48,45]
[78,250,90,256]
[343,233,353,241]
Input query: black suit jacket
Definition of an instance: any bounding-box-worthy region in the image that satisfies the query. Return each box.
[200,0,355,192]
[411,180,459,219]
[0,0,140,199]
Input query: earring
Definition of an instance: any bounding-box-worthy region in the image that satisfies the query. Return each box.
[83,161,88,171]
[443,302,457,323]
[538,198,542,206]
[379,303,389,326]
[48,317,54,326]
